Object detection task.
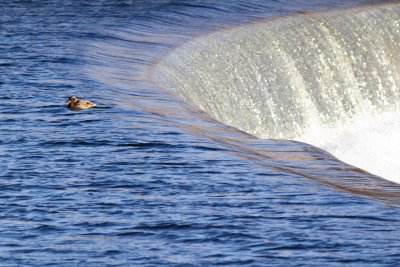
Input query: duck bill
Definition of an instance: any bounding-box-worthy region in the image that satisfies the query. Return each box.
[65,100,71,104]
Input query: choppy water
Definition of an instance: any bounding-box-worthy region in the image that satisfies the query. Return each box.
[1,0,400,266]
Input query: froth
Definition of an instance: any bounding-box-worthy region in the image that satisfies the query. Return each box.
[299,110,400,183]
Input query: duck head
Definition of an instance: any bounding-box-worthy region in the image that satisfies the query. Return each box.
[66,96,78,104]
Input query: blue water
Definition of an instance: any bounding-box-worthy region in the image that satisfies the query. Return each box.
[1,0,400,266]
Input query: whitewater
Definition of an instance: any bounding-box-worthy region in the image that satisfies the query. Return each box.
[155,3,400,184]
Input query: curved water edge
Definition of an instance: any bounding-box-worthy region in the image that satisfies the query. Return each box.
[154,3,400,185]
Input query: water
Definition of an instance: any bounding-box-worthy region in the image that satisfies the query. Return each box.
[155,3,400,183]
[1,1,400,266]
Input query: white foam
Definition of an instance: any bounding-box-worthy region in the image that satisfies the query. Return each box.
[299,110,400,184]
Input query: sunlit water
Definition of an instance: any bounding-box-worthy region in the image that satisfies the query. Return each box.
[1,1,400,266]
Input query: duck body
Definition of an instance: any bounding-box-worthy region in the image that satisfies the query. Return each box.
[66,96,96,109]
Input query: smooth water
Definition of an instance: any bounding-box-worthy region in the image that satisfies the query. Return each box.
[1,1,400,266]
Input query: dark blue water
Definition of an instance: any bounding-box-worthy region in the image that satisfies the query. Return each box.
[1,1,400,266]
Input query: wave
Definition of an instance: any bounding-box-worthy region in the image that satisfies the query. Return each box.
[154,3,400,183]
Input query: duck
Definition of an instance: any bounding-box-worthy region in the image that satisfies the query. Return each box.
[66,96,96,109]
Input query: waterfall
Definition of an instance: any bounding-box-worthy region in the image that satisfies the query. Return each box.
[154,4,400,182]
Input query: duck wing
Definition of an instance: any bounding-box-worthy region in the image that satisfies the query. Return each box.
[79,100,96,108]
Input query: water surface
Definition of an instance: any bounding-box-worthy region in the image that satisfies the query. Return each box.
[1,0,400,266]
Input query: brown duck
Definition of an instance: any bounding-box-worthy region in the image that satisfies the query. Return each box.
[66,96,96,109]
